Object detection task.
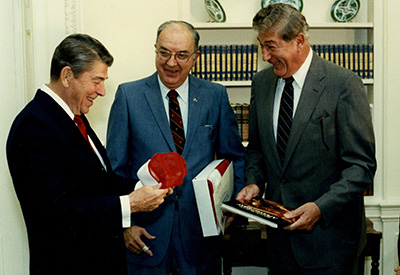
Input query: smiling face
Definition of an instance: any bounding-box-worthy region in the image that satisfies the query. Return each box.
[67,60,108,115]
[258,29,305,79]
[155,23,198,90]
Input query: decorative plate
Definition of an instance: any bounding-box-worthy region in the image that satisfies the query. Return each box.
[205,0,226,23]
[261,0,303,12]
[331,0,360,22]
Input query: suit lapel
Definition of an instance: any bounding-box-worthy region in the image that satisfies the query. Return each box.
[284,53,325,167]
[183,75,203,157]
[35,90,105,169]
[255,72,281,165]
[144,74,176,152]
[81,114,112,171]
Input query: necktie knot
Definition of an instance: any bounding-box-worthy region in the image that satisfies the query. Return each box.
[73,115,84,126]
[284,76,294,85]
[168,90,179,100]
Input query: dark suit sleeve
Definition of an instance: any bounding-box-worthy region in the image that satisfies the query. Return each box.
[314,73,376,227]
[245,77,268,194]
[215,86,246,197]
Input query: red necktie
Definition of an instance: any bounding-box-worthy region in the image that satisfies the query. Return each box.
[167,90,185,154]
[73,115,90,145]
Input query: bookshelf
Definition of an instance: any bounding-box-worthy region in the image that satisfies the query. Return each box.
[180,0,383,198]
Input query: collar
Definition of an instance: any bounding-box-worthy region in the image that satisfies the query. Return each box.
[290,48,313,89]
[157,75,189,104]
[41,84,75,120]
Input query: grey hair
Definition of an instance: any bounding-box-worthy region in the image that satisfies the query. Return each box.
[156,20,200,52]
[252,3,309,42]
[50,33,113,81]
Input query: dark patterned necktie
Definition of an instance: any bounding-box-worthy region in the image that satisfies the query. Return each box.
[277,76,294,164]
[168,90,185,154]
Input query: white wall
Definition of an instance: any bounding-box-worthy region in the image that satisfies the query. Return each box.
[0,0,29,274]
[82,0,181,142]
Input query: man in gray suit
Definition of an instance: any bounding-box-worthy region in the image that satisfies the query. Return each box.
[237,4,376,274]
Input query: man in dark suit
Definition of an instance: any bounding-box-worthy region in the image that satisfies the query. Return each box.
[106,21,246,274]
[237,4,376,275]
[6,34,170,275]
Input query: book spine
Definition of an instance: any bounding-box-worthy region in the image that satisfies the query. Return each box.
[227,45,232,81]
[205,45,211,80]
[231,45,237,81]
[349,44,355,75]
[369,44,374,79]
[234,103,242,139]
[241,103,249,142]
[221,45,227,81]
[210,45,216,81]
[359,44,364,79]
[201,45,206,80]
[215,45,221,81]
[242,45,248,81]
[252,44,258,80]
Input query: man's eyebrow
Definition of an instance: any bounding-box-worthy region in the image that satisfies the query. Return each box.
[159,46,189,53]
[257,37,276,45]
[93,76,108,81]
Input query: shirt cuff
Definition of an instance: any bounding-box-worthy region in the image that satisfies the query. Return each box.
[120,195,131,228]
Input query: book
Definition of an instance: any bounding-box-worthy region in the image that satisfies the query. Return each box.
[252,44,258,79]
[221,196,296,228]
[193,160,234,237]
[241,103,249,142]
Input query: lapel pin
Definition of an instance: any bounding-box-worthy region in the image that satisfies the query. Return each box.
[193,98,198,102]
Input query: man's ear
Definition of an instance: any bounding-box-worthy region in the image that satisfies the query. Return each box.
[295,33,306,51]
[60,66,73,87]
[193,50,200,64]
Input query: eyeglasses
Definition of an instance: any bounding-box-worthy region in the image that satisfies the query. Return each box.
[156,49,196,63]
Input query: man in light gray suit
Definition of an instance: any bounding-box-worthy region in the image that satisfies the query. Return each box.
[107,21,245,274]
[237,4,376,275]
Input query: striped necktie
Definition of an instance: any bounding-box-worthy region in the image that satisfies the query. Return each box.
[168,90,185,154]
[277,76,294,164]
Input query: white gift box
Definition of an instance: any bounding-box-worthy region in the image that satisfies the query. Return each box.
[192,159,234,237]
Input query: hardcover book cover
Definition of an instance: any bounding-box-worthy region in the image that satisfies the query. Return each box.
[193,160,234,237]
[221,196,296,229]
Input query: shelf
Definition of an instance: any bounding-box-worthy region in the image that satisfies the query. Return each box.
[363,79,374,85]
[194,22,373,30]
[215,81,252,87]
[212,79,372,87]
[309,22,374,29]
[194,23,253,30]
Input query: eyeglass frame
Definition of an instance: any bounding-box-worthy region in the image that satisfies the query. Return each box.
[155,48,197,63]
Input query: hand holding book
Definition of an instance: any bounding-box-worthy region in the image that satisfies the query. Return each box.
[238,196,296,224]
[222,196,297,228]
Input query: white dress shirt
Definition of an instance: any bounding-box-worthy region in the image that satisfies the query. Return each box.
[158,75,189,136]
[273,49,313,142]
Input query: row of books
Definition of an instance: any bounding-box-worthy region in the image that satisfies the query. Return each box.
[311,44,373,79]
[192,44,258,81]
[191,43,373,81]
[231,103,249,142]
